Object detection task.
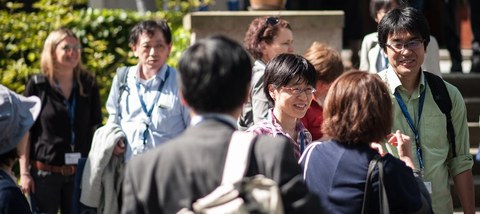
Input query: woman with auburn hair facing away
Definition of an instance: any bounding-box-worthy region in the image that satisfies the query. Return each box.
[238,16,294,131]
[19,28,102,214]
[300,71,431,213]
[247,53,316,161]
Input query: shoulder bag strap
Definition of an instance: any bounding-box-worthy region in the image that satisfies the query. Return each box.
[221,131,256,185]
[361,154,390,214]
[115,66,129,124]
[377,157,389,214]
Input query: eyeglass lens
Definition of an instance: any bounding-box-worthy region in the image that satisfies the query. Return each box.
[389,39,423,51]
[62,44,82,51]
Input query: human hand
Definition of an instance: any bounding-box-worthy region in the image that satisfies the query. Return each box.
[113,138,126,156]
[370,142,387,156]
[387,130,412,158]
[19,173,35,194]
[387,130,415,169]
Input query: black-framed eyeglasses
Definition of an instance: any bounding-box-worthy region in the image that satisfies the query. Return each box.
[258,16,280,41]
[61,44,82,52]
[385,39,424,52]
[281,86,316,95]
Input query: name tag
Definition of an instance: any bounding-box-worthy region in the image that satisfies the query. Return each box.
[158,96,174,109]
[65,152,81,165]
[423,181,432,194]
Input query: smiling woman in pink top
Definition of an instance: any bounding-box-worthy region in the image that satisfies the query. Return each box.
[247,53,317,160]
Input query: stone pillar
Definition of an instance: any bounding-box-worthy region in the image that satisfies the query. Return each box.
[183,11,344,54]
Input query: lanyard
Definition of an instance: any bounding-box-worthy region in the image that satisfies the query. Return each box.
[136,67,170,145]
[300,131,305,153]
[393,79,426,170]
[67,83,77,152]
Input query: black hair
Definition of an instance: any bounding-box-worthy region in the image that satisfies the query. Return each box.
[378,7,430,51]
[369,0,402,20]
[0,148,18,168]
[263,53,317,104]
[129,20,172,45]
[178,35,252,114]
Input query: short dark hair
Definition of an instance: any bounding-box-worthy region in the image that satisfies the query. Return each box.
[178,35,252,114]
[244,16,292,60]
[322,71,392,144]
[263,53,317,104]
[129,20,172,45]
[378,7,430,51]
[369,0,401,20]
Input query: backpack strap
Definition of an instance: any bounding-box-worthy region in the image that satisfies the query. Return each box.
[424,71,456,157]
[221,131,256,185]
[114,67,129,123]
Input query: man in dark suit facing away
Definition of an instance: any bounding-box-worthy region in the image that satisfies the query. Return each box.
[121,35,321,214]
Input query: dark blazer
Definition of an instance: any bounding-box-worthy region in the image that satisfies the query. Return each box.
[121,119,321,214]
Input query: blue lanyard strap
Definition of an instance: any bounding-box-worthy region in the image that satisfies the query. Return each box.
[67,83,77,151]
[393,79,426,170]
[300,131,305,153]
[136,67,170,145]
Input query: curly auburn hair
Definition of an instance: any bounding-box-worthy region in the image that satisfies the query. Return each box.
[244,16,292,60]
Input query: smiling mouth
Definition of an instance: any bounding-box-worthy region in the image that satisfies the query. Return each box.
[293,103,308,109]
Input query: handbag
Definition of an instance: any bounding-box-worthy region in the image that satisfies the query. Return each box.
[178,131,284,214]
[361,154,390,214]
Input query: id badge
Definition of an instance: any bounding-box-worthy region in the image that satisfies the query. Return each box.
[423,181,432,194]
[158,96,174,109]
[65,152,81,165]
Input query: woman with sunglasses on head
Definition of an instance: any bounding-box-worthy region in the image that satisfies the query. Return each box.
[19,28,102,214]
[238,16,294,131]
[247,54,316,161]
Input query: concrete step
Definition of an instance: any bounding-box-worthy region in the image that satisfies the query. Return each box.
[469,122,480,149]
[465,98,480,123]
[443,73,480,98]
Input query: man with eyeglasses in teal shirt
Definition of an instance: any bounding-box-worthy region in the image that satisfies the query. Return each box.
[377,7,474,214]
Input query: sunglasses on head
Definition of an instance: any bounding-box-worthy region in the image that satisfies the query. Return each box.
[265,16,279,26]
[258,16,280,41]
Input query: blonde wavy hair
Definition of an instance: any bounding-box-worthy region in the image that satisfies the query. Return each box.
[40,28,92,96]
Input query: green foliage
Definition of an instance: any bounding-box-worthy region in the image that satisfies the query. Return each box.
[0,0,191,112]
[157,0,214,13]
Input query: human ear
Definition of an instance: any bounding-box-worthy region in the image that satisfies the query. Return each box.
[268,84,276,101]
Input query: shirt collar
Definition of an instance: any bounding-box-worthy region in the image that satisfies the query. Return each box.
[254,60,266,69]
[383,67,426,96]
[191,113,238,128]
[266,109,308,136]
[135,64,169,83]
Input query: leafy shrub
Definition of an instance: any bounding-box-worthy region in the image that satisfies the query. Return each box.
[0,0,191,115]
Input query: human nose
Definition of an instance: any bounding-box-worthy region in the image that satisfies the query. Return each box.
[288,44,294,53]
[149,47,155,55]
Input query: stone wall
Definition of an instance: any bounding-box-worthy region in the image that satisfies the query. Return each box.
[183,11,344,55]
